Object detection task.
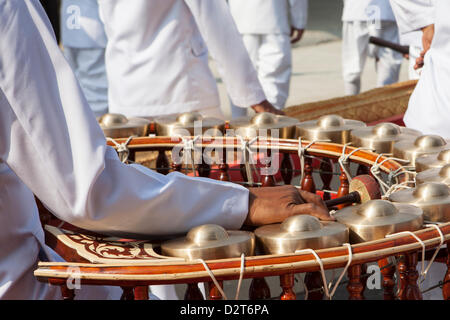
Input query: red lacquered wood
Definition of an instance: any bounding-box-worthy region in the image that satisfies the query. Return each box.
[134,286,149,300]
[121,286,134,300]
[404,252,422,300]
[184,283,204,300]
[378,258,396,300]
[197,162,211,178]
[320,158,333,201]
[219,149,230,181]
[280,153,293,185]
[336,169,350,210]
[207,281,224,300]
[304,272,324,300]
[249,278,271,300]
[61,285,75,300]
[156,149,170,175]
[397,255,407,300]
[301,158,316,193]
[171,162,182,172]
[444,245,450,300]
[280,274,296,300]
[261,150,276,187]
[347,264,365,300]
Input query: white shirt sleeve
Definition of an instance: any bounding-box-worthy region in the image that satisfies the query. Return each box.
[0,0,249,238]
[289,0,308,30]
[389,0,435,34]
[184,0,266,108]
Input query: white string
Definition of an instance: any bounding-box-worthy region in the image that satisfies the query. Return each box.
[237,136,259,185]
[298,138,330,186]
[337,143,354,184]
[295,248,330,299]
[106,135,136,163]
[370,154,411,195]
[383,180,416,199]
[329,243,353,300]
[197,253,246,301]
[422,224,445,281]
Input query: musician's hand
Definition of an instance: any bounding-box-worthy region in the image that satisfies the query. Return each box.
[290,27,305,44]
[245,186,335,226]
[251,100,284,115]
[415,24,435,70]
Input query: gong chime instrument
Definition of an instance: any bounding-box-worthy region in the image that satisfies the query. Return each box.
[98,113,151,138]
[155,112,226,136]
[351,122,420,154]
[416,164,450,186]
[416,149,450,173]
[389,182,450,223]
[393,135,450,166]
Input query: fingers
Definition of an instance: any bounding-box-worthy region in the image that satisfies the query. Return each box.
[290,203,336,221]
[290,29,304,44]
[297,189,326,208]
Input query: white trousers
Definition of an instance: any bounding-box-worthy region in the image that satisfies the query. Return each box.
[231,33,292,118]
[342,20,403,95]
[64,47,109,117]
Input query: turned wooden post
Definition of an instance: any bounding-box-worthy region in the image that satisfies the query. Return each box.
[249,278,271,300]
[207,281,224,300]
[218,148,230,182]
[443,245,450,300]
[121,287,135,300]
[134,286,149,300]
[378,258,396,300]
[397,255,407,300]
[197,162,211,178]
[280,274,296,300]
[301,157,316,193]
[261,149,276,187]
[304,272,325,300]
[156,149,170,175]
[280,153,293,185]
[404,252,423,300]
[320,158,333,201]
[347,264,365,300]
[336,168,350,210]
[184,283,204,300]
[60,285,75,300]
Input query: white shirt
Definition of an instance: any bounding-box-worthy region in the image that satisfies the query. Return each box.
[342,0,396,22]
[228,0,308,35]
[97,0,266,117]
[0,0,248,299]
[390,0,450,138]
[61,0,107,48]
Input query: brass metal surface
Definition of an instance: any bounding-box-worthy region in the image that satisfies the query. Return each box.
[350,122,420,154]
[416,164,450,186]
[393,135,450,166]
[254,215,349,254]
[161,224,255,260]
[155,112,225,136]
[335,200,423,243]
[389,182,450,222]
[296,115,366,144]
[98,113,150,138]
[416,149,450,172]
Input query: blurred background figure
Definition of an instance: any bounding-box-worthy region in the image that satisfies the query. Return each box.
[228,0,308,118]
[61,0,108,117]
[342,0,403,95]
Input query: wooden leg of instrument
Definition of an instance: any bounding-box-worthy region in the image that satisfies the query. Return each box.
[320,158,333,201]
[207,281,224,300]
[301,158,316,193]
[347,264,365,300]
[280,153,293,185]
[156,149,170,175]
[304,272,324,300]
[337,169,350,210]
[134,286,149,300]
[378,258,396,300]
[60,285,75,300]
[443,245,450,300]
[261,150,276,187]
[397,255,407,300]
[184,283,204,300]
[249,278,271,300]
[404,252,423,300]
[279,274,296,300]
[121,286,135,300]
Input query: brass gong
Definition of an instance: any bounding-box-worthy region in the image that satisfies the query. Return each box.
[416,164,450,186]
[161,224,255,260]
[389,182,450,222]
[416,149,450,173]
[254,215,349,254]
[335,200,423,243]
[393,135,450,166]
[98,113,150,138]
[350,122,421,154]
[228,112,299,139]
[155,112,225,137]
[296,115,366,144]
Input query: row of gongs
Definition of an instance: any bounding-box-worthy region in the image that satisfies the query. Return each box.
[99,112,450,168]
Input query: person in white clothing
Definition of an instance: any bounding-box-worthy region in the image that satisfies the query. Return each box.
[342,0,404,95]
[60,0,108,117]
[228,0,308,117]
[97,0,281,119]
[0,0,332,299]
